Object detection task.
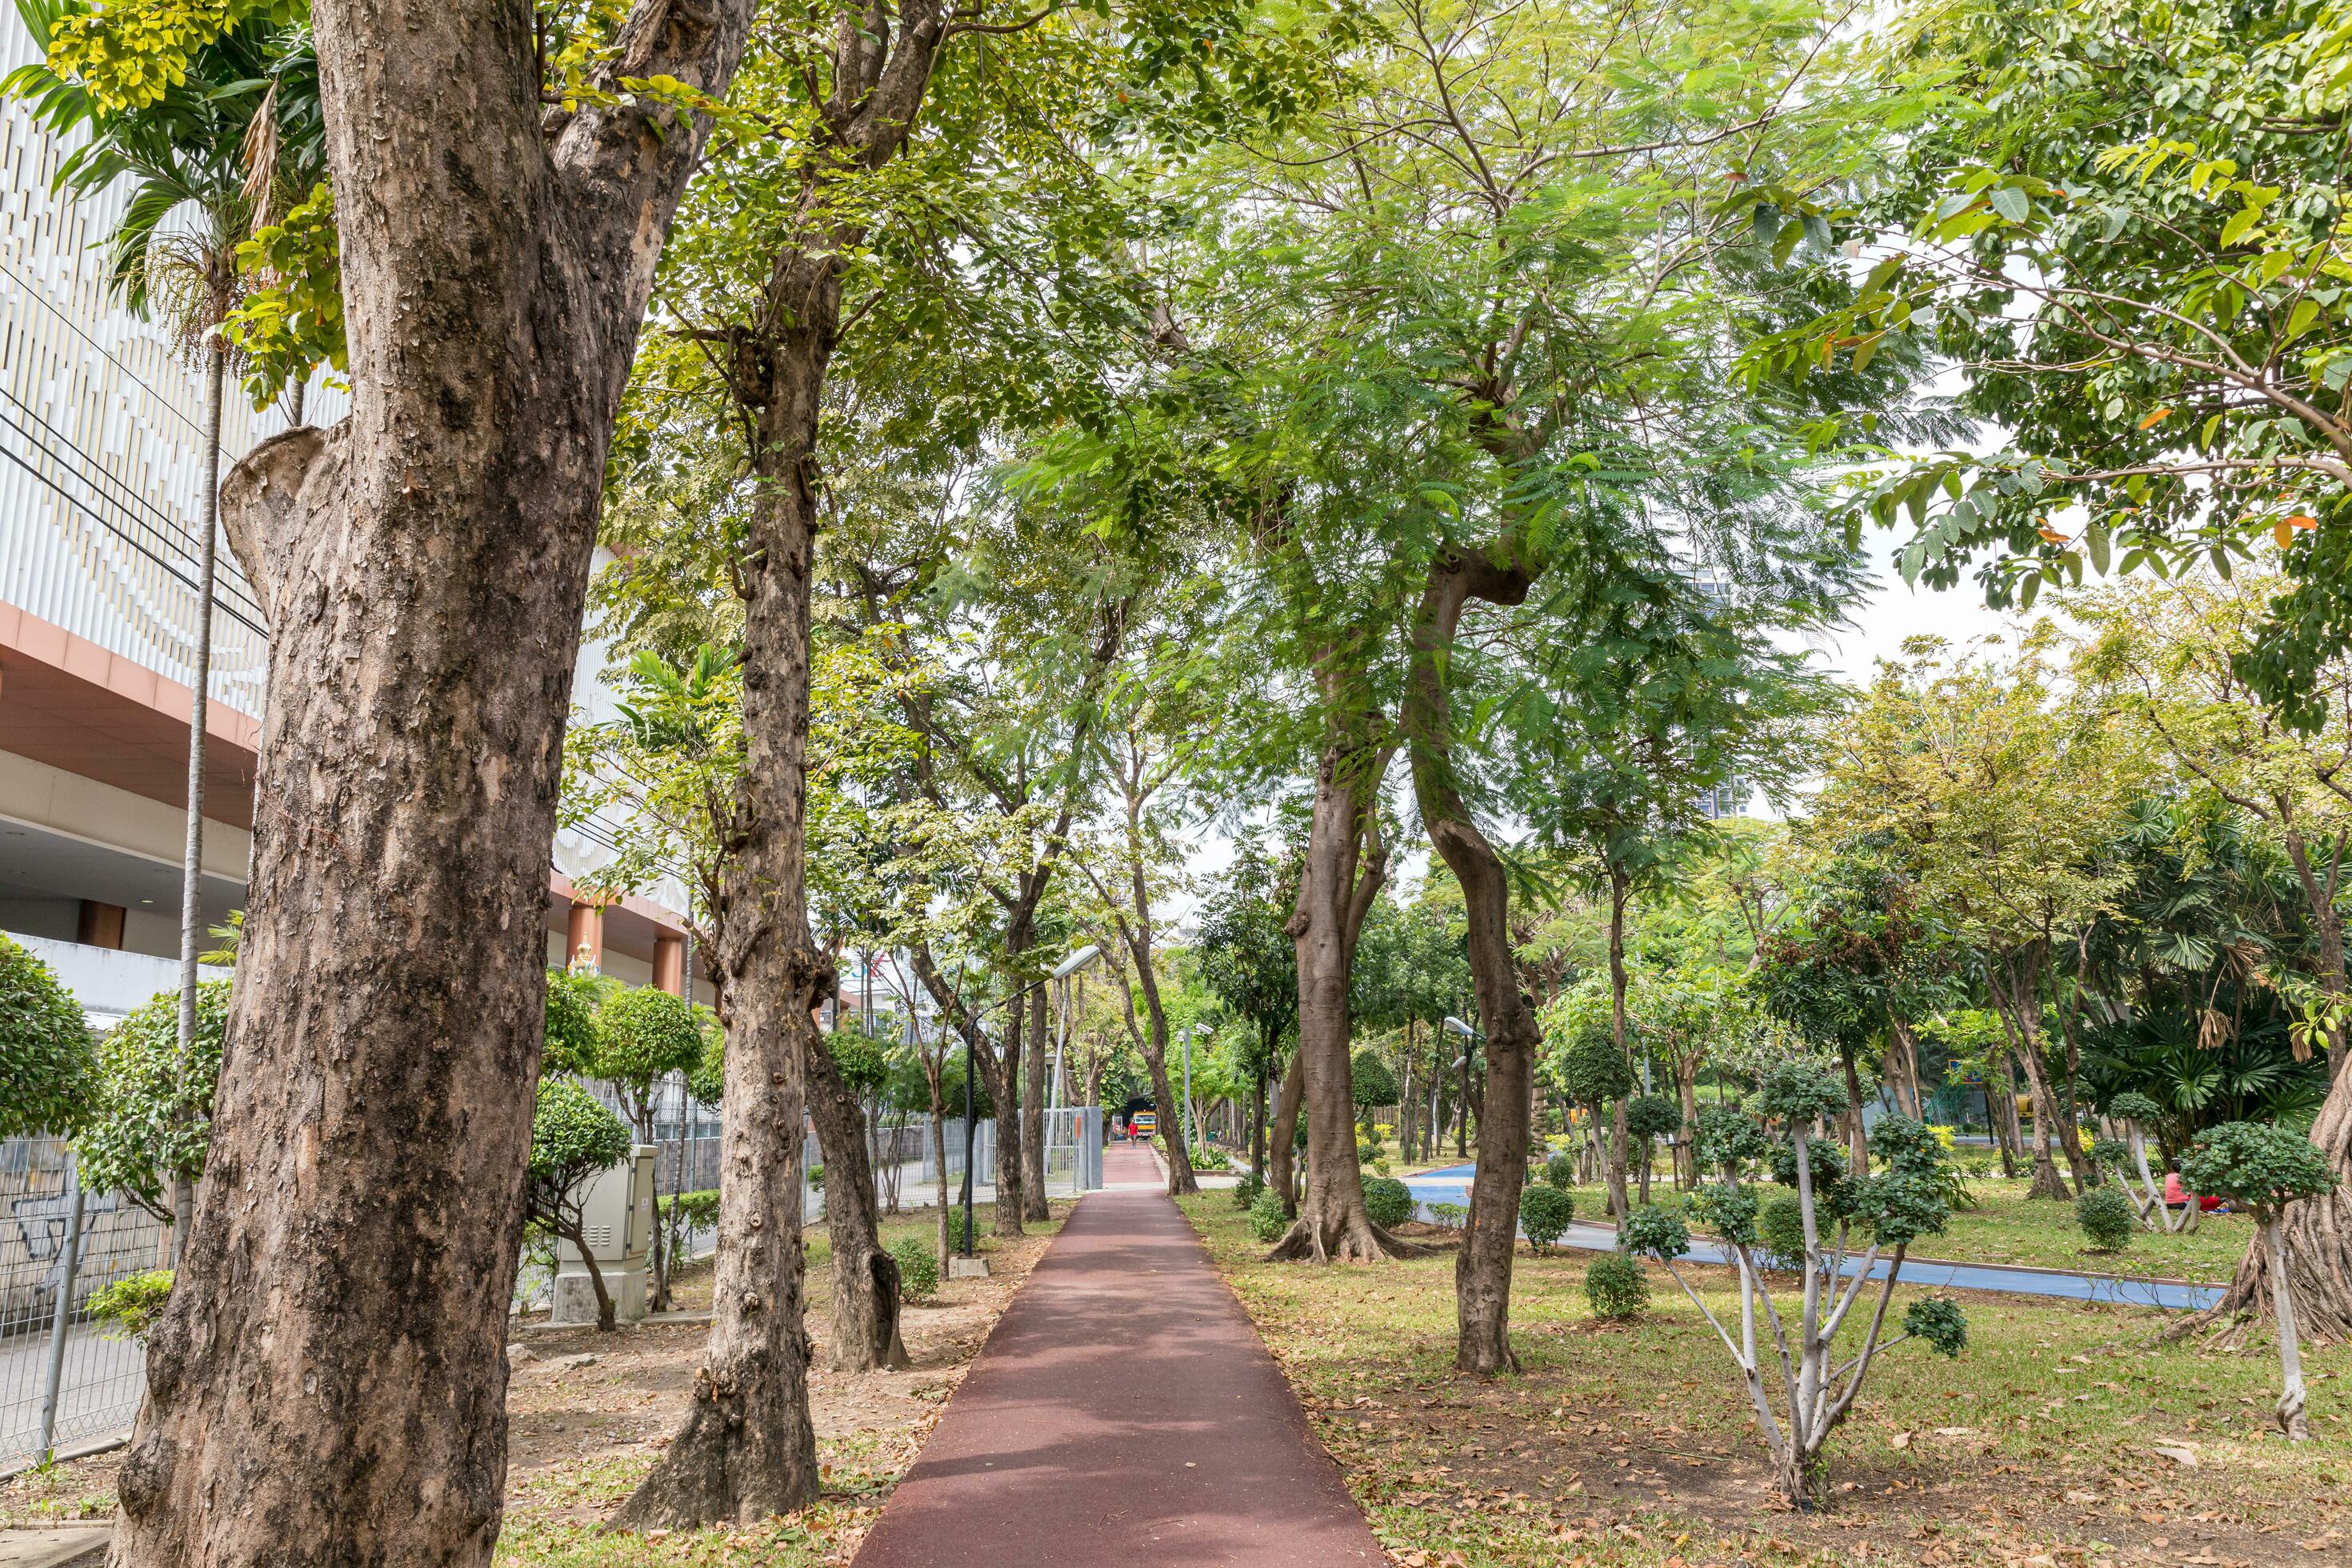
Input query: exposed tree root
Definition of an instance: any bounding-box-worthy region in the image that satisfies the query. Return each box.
[1265,1208,1426,1262]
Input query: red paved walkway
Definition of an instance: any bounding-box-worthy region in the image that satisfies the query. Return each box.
[853,1142,1383,1566]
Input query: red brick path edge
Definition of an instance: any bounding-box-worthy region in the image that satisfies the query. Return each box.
[852,1142,1386,1566]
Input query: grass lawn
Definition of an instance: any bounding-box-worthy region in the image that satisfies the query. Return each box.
[1514,1175,2255,1285]
[1180,1191,2351,1568]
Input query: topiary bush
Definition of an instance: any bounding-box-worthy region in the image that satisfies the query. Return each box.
[1756,1191,1807,1270]
[1232,1169,1266,1210]
[1428,1202,1468,1230]
[1362,1176,1414,1230]
[0,934,96,1139]
[1545,1151,1576,1190]
[1248,1185,1290,1242]
[1520,1185,1574,1253]
[890,1234,939,1302]
[1585,1252,1650,1319]
[2076,1185,2137,1252]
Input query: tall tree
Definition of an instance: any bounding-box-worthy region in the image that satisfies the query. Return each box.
[7,0,329,1256]
[54,3,760,1562]
[1818,641,2136,1202]
[1196,842,1301,1183]
[2073,573,2352,1338]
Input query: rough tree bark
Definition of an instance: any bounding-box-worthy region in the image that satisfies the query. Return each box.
[1267,693,1408,1263]
[1022,981,1051,1221]
[111,4,755,1563]
[627,5,995,1516]
[1406,545,1539,1373]
[986,986,1028,1238]
[1270,1048,1305,1210]
[804,1015,909,1372]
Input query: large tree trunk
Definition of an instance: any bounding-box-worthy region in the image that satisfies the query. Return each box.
[1267,706,1402,1262]
[620,296,856,1522]
[1022,984,1051,1221]
[111,6,754,1562]
[805,1018,908,1372]
[1406,546,1538,1371]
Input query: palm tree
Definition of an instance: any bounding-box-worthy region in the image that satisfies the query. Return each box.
[6,2,322,1250]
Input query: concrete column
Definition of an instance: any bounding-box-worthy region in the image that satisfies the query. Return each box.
[654,933,686,996]
[565,899,604,974]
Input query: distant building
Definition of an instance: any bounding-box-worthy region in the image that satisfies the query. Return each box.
[0,15,690,1022]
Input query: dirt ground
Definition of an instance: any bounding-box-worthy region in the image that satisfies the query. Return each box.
[2,1204,1062,1561]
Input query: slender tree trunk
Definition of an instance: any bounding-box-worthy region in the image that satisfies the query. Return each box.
[1675,1056,1702,1190]
[1398,1021,1418,1162]
[1988,951,2072,1198]
[1270,1048,1304,1209]
[1406,546,1538,1371]
[1886,1010,1923,1119]
[1267,702,1404,1263]
[169,341,225,1269]
[1022,981,1050,1221]
[987,991,1026,1238]
[1839,1044,1869,1172]
[562,1219,618,1333]
[804,1020,908,1371]
[1603,872,1634,1221]
[1251,1036,1268,1179]
[114,8,754,1561]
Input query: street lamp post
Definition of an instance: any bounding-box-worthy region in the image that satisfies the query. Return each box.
[1180,1025,1195,1154]
[1444,1015,1482,1161]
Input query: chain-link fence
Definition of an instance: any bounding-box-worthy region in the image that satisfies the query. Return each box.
[2,1137,168,1474]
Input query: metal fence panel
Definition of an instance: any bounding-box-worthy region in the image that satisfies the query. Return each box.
[2,1137,166,1474]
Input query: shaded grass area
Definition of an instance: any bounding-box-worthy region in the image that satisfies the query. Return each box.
[1179,1193,2351,1567]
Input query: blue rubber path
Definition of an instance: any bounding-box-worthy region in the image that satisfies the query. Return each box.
[1398,1170,2224,1311]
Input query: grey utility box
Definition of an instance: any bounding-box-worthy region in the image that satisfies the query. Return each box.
[551,1144,657,1326]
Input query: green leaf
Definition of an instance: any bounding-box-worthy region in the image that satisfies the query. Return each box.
[2086,524,2110,574]
[1989,186,2030,224]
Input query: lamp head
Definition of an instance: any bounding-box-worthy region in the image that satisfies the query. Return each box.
[1443,1014,1475,1038]
[1052,943,1102,980]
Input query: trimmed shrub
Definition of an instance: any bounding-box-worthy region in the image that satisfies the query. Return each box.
[2076,1186,2137,1252]
[1520,1185,1574,1252]
[1232,1170,1266,1210]
[890,1235,939,1302]
[1757,1192,1808,1269]
[1585,1252,1650,1319]
[0,934,96,1138]
[1545,1152,1576,1190]
[1248,1186,1290,1242]
[671,1188,721,1230]
[1363,1176,1414,1230]
[1429,1202,1468,1230]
